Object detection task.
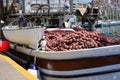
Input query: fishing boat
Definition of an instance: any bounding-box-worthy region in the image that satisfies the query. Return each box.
[2,25,120,80]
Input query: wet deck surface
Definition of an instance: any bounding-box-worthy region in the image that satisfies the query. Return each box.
[0,53,38,80]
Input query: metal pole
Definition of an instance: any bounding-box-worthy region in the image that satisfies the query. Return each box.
[70,0,73,14]
[91,0,94,14]
[0,0,4,38]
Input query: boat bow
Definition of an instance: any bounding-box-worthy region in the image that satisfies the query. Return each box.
[2,27,45,49]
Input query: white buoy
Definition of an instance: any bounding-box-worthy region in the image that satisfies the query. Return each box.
[27,64,40,79]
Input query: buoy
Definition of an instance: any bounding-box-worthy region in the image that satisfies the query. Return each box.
[27,64,40,78]
[0,38,10,52]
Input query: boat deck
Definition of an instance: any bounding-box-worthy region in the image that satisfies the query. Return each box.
[0,53,38,80]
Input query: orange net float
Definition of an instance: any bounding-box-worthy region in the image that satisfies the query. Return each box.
[0,38,10,52]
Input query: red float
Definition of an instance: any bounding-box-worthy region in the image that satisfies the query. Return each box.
[0,38,10,52]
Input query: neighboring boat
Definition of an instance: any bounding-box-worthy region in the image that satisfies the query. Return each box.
[100,20,120,27]
[96,20,120,34]
[84,20,120,29]
[2,26,45,49]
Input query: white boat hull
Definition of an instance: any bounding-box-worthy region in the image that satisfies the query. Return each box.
[9,43,120,80]
[2,27,45,48]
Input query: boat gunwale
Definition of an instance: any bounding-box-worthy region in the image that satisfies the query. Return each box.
[10,42,120,60]
[2,26,42,31]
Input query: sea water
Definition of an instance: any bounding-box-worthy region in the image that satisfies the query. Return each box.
[96,24,120,36]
